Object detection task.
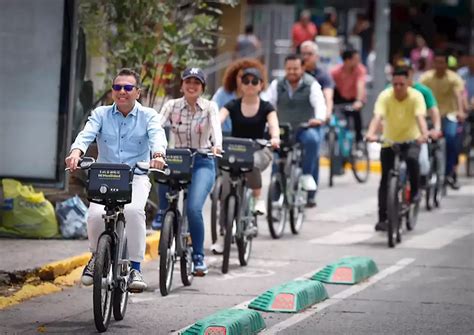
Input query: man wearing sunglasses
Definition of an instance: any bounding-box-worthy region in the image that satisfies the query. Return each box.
[65,68,167,292]
[264,54,327,207]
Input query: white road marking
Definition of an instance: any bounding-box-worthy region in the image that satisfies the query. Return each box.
[309,224,374,245]
[314,198,377,223]
[263,258,415,334]
[400,215,473,249]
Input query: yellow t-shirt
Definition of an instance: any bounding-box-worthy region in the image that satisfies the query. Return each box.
[374,87,426,143]
[419,69,464,117]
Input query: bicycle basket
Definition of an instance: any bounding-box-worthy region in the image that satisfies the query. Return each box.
[155,148,193,184]
[219,137,255,172]
[87,163,133,205]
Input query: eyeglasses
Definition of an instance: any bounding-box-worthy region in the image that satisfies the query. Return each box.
[112,84,137,92]
[242,77,260,86]
[301,52,314,56]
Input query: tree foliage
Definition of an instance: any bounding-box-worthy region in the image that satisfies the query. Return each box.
[79,0,238,106]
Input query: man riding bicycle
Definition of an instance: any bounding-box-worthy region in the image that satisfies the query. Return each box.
[264,54,327,207]
[365,67,429,232]
[330,48,367,145]
[65,68,167,292]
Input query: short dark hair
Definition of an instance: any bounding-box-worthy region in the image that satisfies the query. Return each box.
[342,48,358,61]
[284,54,304,65]
[392,67,409,77]
[114,68,141,87]
[433,49,448,62]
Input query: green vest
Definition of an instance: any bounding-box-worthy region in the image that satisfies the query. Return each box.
[276,73,315,129]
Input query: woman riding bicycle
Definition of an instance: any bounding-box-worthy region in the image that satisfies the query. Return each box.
[219,67,280,218]
[154,67,222,276]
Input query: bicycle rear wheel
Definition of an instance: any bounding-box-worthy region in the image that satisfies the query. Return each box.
[210,175,222,244]
[328,129,337,187]
[267,173,287,239]
[113,235,129,321]
[351,140,370,183]
[159,211,176,296]
[93,234,113,332]
[289,169,305,234]
[386,175,400,248]
[222,195,235,274]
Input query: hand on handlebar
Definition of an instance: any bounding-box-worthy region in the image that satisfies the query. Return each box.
[65,149,82,172]
[308,118,323,127]
[416,134,429,144]
[364,134,378,142]
[352,100,363,111]
[429,129,443,140]
[211,146,222,157]
[150,156,166,169]
[270,137,280,149]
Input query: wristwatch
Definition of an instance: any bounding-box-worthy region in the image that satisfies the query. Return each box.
[152,152,166,159]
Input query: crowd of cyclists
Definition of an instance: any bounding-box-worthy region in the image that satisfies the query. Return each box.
[65,41,473,295]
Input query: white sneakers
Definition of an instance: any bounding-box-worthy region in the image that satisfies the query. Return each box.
[211,239,224,254]
[301,175,317,192]
[253,199,266,216]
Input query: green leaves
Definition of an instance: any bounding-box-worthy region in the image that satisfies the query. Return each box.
[79,0,236,106]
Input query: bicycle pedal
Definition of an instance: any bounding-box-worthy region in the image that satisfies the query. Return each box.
[127,287,144,294]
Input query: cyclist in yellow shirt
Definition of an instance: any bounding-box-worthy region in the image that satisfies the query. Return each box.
[420,50,465,189]
[366,67,429,231]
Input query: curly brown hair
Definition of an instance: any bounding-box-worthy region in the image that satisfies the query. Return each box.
[222,58,268,92]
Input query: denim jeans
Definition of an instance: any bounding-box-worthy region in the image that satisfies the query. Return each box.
[271,127,323,200]
[159,155,215,256]
[296,127,323,200]
[442,117,459,177]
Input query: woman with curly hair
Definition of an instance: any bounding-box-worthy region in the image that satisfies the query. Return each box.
[212,58,268,133]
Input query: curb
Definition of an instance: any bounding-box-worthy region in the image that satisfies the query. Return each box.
[0,232,161,309]
[37,231,161,281]
[319,157,381,173]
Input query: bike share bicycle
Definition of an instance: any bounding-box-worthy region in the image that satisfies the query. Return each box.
[327,104,370,187]
[218,137,269,274]
[382,140,422,248]
[150,149,217,296]
[266,123,313,239]
[71,157,145,332]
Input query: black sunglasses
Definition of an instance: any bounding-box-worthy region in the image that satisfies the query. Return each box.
[112,84,137,92]
[242,76,260,86]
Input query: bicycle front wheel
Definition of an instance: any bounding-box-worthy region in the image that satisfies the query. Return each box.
[328,129,337,187]
[386,175,400,248]
[159,211,176,296]
[113,235,129,321]
[222,195,235,274]
[267,173,287,239]
[93,234,113,332]
[351,140,370,183]
[210,175,223,244]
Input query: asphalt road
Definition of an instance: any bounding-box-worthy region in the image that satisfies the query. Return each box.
[1,169,473,335]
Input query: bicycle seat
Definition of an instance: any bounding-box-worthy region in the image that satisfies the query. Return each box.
[87,163,133,205]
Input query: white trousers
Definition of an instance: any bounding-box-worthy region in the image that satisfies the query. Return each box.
[87,174,151,262]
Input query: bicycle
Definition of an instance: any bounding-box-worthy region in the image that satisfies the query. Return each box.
[384,140,421,248]
[425,138,445,210]
[266,123,312,239]
[149,148,205,296]
[72,157,137,332]
[218,137,269,274]
[327,104,370,187]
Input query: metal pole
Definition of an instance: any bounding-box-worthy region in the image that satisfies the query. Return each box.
[373,0,390,97]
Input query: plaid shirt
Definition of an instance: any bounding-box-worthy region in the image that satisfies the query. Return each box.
[159,97,222,150]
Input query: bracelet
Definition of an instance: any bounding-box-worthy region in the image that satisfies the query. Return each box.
[152,152,166,159]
